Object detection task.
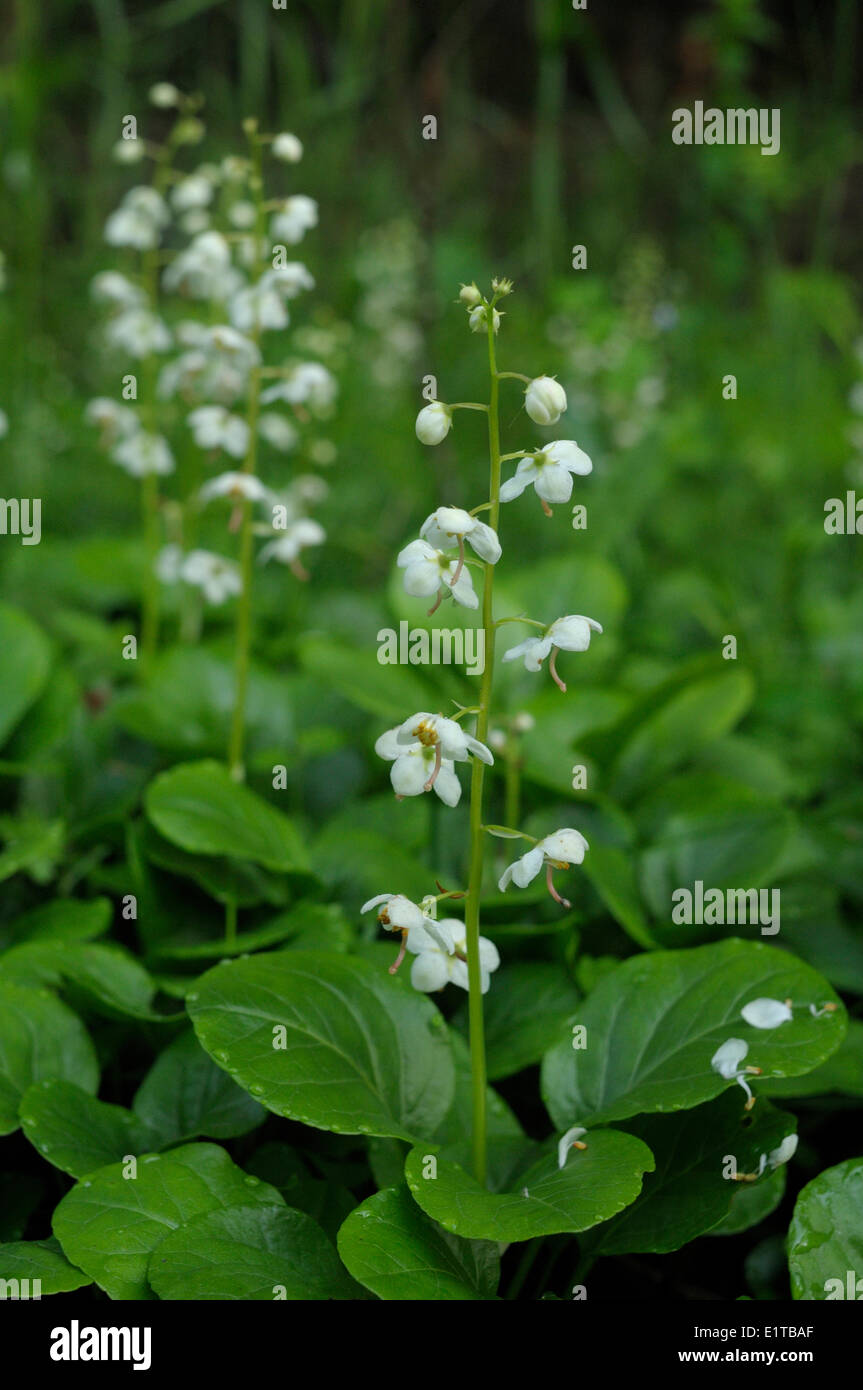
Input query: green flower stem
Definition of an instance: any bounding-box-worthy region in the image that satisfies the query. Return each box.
[463,316,503,1187]
[227,128,265,782]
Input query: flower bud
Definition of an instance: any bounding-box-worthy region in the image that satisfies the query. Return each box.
[415,401,452,445]
[525,375,567,425]
[492,276,513,297]
[469,304,501,334]
[272,132,303,163]
[149,82,181,108]
[459,282,482,306]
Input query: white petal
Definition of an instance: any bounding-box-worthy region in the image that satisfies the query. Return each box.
[374,727,403,761]
[768,1134,798,1168]
[741,998,793,1029]
[511,845,545,887]
[467,520,502,564]
[390,753,428,798]
[403,559,443,598]
[557,1126,587,1169]
[411,952,449,993]
[711,1038,749,1078]
[433,762,461,807]
[397,538,436,567]
[541,828,589,864]
[361,894,393,914]
[534,463,574,503]
[464,735,494,765]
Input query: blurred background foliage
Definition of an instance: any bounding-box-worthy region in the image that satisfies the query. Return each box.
[0,0,861,1301]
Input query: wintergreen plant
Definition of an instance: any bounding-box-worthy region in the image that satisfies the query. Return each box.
[365,278,603,1185]
[86,87,336,814]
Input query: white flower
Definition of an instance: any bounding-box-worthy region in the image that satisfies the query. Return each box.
[104,309,172,358]
[257,412,299,452]
[180,209,211,236]
[259,363,336,413]
[468,304,500,334]
[157,350,208,401]
[361,893,455,976]
[170,174,215,213]
[271,195,318,244]
[85,398,140,442]
[104,187,169,249]
[415,401,452,445]
[259,519,325,570]
[149,82,180,107]
[397,538,478,612]
[205,324,261,366]
[180,549,242,605]
[187,406,250,458]
[228,201,256,229]
[394,715,494,790]
[272,132,303,163]
[459,282,482,306]
[525,375,567,426]
[557,1126,588,1169]
[90,271,144,310]
[375,726,461,807]
[267,263,315,298]
[112,432,175,477]
[710,1038,759,1108]
[163,232,240,300]
[229,280,289,333]
[411,919,500,995]
[112,138,145,165]
[503,614,602,692]
[500,440,592,509]
[499,828,589,908]
[199,471,272,505]
[419,506,501,563]
[741,998,793,1030]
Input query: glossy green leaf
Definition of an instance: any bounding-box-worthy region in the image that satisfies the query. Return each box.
[188,950,455,1141]
[404,1131,655,1242]
[148,1203,357,1300]
[20,1081,153,1178]
[0,1237,92,1295]
[338,1186,499,1300]
[581,1092,796,1255]
[52,1142,283,1300]
[145,760,309,874]
[542,939,845,1130]
[455,963,581,1080]
[132,1028,266,1145]
[0,981,98,1135]
[788,1159,863,1300]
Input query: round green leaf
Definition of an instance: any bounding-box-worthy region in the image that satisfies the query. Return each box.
[0,942,164,1021]
[188,950,455,1142]
[149,1204,357,1300]
[581,1092,796,1256]
[132,1029,266,1145]
[542,939,845,1130]
[404,1131,655,1242]
[338,1186,500,1300]
[20,1081,154,1178]
[52,1142,284,1300]
[788,1159,863,1300]
[0,981,98,1135]
[145,759,309,873]
[0,1238,92,1295]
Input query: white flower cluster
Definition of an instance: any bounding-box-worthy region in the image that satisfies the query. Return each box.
[361,894,500,995]
[86,96,337,607]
